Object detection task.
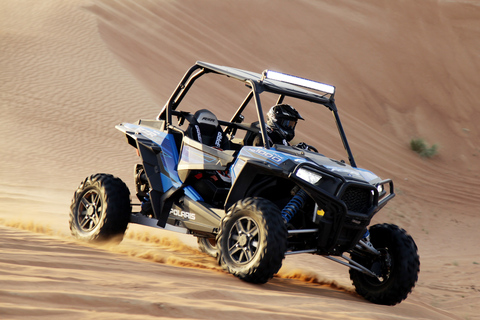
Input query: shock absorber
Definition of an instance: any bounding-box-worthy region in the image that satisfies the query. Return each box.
[281,189,308,223]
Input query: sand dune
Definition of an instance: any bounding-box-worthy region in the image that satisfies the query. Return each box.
[0,225,463,320]
[1,0,479,319]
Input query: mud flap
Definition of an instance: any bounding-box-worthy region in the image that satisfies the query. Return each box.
[151,187,185,228]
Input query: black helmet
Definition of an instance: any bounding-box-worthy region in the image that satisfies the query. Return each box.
[266,104,304,142]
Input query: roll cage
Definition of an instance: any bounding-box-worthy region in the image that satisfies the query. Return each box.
[157,61,357,168]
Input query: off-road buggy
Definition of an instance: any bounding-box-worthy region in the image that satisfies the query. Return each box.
[70,61,419,305]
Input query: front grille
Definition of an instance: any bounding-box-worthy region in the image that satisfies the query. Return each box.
[341,186,373,214]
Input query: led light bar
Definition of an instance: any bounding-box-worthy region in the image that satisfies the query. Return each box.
[264,70,335,95]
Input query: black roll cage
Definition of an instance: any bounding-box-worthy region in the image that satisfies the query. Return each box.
[157,61,357,168]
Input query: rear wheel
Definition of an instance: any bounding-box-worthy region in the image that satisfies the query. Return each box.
[217,197,287,284]
[197,237,218,258]
[349,223,420,305]
[69,174,131,244]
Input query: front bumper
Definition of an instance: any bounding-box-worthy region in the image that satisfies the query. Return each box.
[289,162,395,255]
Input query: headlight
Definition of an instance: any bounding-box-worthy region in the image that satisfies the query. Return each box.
[296,168,322,184]
[376,184,384,193]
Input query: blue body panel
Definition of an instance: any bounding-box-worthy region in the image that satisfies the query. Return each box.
[116,123,203,201]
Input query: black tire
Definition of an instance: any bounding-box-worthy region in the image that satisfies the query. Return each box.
[349,223,420,305]
[217,197,287,284]
[197,237,218,258]
[69,173,131,244]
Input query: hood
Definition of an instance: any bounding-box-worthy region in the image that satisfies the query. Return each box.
[273,145,382,185]
[303,152,380,184]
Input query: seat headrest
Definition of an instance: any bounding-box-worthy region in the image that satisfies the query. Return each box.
[194,109,219,127]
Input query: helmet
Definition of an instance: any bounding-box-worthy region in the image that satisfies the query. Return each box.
[266,104,304,142]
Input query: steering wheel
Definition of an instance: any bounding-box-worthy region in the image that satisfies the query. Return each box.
[296,142,318,153]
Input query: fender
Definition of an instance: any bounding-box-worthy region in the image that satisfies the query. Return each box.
[225,160,291,209]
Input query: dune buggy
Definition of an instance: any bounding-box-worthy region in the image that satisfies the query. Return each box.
[69,61,419,305]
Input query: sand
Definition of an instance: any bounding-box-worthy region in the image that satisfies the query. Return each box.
[1,0,479,319]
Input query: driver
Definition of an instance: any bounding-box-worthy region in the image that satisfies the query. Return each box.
[253,104,304,147]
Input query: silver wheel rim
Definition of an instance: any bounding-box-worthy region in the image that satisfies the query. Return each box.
[77,189,103,232]
[227,216,260,264]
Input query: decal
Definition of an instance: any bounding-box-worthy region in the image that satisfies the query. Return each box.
[250,148,283,163]
[231,158,246,183]
[195,125,202,143]
[170,208,196,220]
[215,132,223,148]
[200,116,216,123]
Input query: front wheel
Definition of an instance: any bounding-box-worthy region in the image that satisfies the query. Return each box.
[217,197,287,284]
[69,173,131,244]
[349,223,420,305]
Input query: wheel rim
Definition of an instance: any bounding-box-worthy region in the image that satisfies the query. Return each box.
[206,238,217,248]
[77,189,103,232]
[364,248,393,285]
[227,216,259,264]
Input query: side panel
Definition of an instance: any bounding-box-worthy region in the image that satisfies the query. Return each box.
[177,136,235,181]
[116,123,203,226]
[228,146,303,185]
[118,123,183,191]
[167,196,224,234]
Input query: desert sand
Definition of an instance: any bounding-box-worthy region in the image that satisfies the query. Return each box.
[1,0,479,319]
